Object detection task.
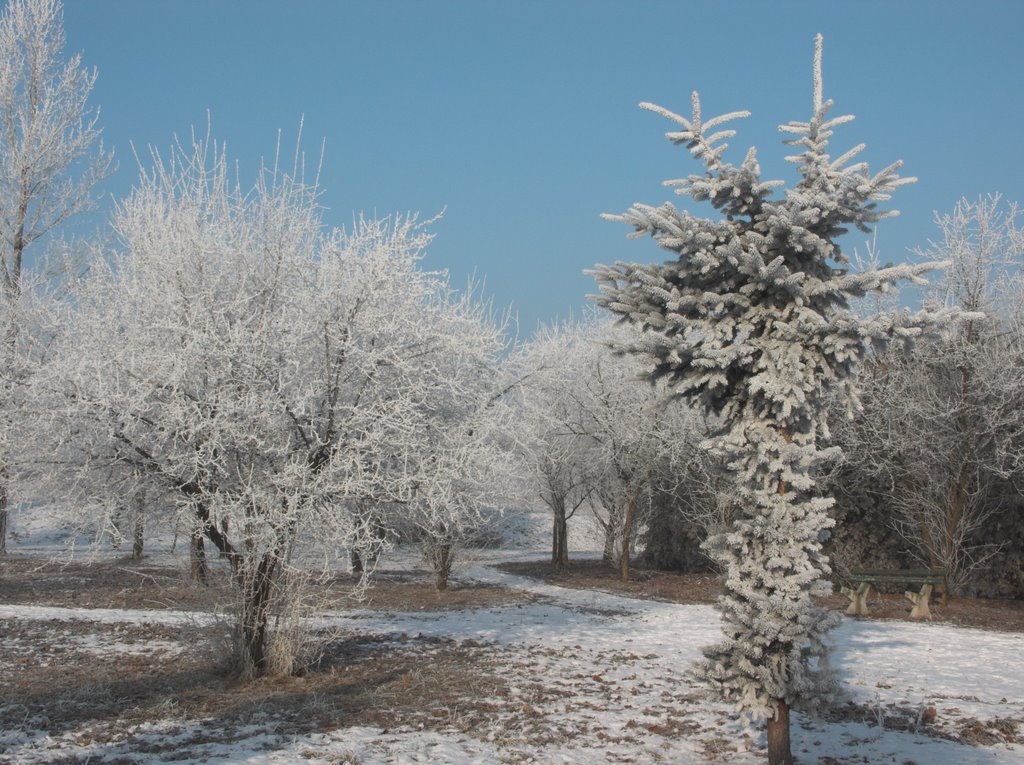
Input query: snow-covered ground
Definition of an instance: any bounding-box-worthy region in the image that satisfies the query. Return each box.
[1,513,1022,764]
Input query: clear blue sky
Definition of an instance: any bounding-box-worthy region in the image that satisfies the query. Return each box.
[61,0,1024,336]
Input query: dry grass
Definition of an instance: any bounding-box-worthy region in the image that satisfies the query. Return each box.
[0,555,532,613]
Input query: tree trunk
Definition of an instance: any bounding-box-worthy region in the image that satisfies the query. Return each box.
[556,514,569,568]
[131,490,144,560]
[552,498,569,568]
[434,542,452,592]
[350,516,385,577]
[239,553,278,676]
[551,504,560,563]
[0,495,7,555]
[0,219,24,557]
[190,531,208,585]
[619,490,638,583]
[132,508,144,560]
[768,430,795,765]
[600,504,620,565]
[0,431,9,554]
[767,699,793,765]
[0,426,8,554]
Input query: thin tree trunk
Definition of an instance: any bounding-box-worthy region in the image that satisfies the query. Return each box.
[0,214,24,557]
[240,552,278,676]
[767,700,793,765]
[938,459,971,606]
[0,350,12,557]
[0,490,7,555]
[435,542,452,592]
[131,489,145,560]
[600,505,619,565]
[551,506,559,562]
[350,547,364,575]
[132,508,144,560]
[619,489,638,583]
[556,513,569,568]
[552,497,569,568]
[190,530,208,586]
[602,530,615,564]
[935,335,978,604]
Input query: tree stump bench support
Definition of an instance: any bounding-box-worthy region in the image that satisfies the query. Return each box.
[840,582,873,616]
[844,569,947,620]
[904,584,934,620]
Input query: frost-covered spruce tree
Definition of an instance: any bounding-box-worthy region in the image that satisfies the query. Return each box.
[590,36,953,765]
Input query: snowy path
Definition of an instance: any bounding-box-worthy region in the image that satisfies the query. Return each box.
[2,554,1023,764]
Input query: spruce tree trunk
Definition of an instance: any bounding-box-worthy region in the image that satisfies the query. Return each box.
[767,436,795,765]
[767,700,793,765]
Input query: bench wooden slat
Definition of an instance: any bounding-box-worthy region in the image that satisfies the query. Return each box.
[849,568,946,584]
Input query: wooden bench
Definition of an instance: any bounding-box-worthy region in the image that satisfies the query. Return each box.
[841,568,948,620]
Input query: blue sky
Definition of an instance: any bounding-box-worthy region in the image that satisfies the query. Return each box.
[61,0,1024,336]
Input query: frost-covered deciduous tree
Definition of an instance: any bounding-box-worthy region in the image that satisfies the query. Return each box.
[515,321,600,568]
[590,36,953,764]
[0,0,111,553]
[843,196,1024,593]
[398,290,518,592]
[637,418,725,573]
[574,330,688,583]
[520,317,690,580]
[27,133,506,676]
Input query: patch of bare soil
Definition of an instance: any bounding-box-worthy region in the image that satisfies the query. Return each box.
[817,590,1024,633]
[0,616,511,749]
[0,555,230,610]
[498,558,1024,633]
[500,558,721,605]
[325,567,536,612]
[823,699,1023,747]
